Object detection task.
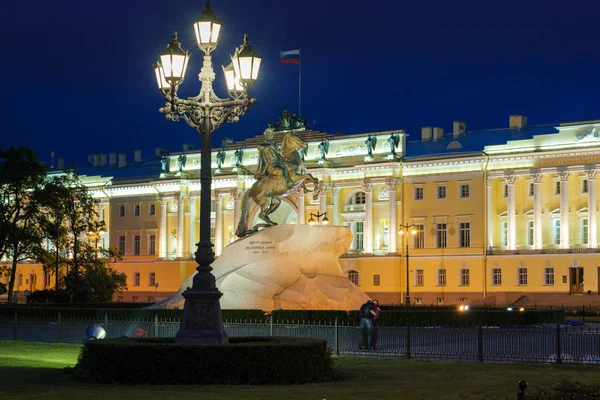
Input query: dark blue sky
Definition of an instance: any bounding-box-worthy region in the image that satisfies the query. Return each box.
[1,0,600,167]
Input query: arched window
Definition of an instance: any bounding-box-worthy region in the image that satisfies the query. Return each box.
[347,270,359,286]
[352,192,365,205]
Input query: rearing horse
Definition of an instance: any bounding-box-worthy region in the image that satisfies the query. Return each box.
[235,132,319,237]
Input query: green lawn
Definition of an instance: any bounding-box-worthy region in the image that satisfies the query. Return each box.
[1,341,599,400]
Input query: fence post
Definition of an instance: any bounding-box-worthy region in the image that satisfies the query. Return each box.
[517,380,527,400]
[269,316,273,337]
[13,310,18,341]
[104,312,109,337]
[154,314,159,338]
[57,311,62,343]
[555,322,562,364]
[334,317,339,356]
[405,323,411,359]
[477,324,483,362]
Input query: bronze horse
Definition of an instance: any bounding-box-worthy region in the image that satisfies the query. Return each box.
[235,132,319,237]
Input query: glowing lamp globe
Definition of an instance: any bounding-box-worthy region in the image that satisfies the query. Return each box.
[193,1,222,53]
[231,35,261,89]
[159,32,190,86]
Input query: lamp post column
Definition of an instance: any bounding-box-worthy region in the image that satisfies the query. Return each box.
[405,244,410,306]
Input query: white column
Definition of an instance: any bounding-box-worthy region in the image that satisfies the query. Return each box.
[486,176,494,248]
[533,173,543,249]
[294,187,305,224]
[213,192,224,256]
[586,169,597,247]
[386,180,399,254]
[232,190,244,231]
[363,182,374,254]
[159,198,168,258]
[189,196,197,253]
[319,183,327,216]
[559,171,570,249]
[506,175,517,250]
[176,196,185,258]
[332,187,340,226]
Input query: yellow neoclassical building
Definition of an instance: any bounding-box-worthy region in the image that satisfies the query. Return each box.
[3,113,600,307]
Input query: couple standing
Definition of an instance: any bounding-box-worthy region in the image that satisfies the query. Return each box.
[358,299,380,350]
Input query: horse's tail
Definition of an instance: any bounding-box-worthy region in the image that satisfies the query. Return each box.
[235,190,253,237]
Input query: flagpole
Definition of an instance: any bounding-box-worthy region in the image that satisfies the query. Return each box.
[298,49,302,116]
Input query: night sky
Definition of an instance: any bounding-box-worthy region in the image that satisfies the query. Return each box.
[1,0,600,168]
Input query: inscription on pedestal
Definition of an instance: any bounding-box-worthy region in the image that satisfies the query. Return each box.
[245,240,276,255]
[185,303,217,331]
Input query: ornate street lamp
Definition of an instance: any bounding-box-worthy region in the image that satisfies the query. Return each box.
[308,212,329,226]
[154,1,261,344]
[398,224,417,306]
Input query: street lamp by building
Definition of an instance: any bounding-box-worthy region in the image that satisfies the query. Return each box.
[153,1,261,344]
[308,212,329,225]
[398,223,417,306]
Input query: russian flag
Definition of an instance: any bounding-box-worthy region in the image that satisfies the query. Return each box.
[280,49,300,64]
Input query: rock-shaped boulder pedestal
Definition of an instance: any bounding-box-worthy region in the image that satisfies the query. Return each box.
[156,225,369,310]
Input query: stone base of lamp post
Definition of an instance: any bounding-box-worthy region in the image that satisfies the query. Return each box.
[174,241,229,344]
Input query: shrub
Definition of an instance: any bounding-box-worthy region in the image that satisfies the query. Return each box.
[74,336,334,384]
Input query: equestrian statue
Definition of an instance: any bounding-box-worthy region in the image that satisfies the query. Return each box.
[235,127,319,238]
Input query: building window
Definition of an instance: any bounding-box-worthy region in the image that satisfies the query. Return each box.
[460,269,470,286]
[149,272,156,286]
[119,205,125,217]
[528,182,534,197]
[552,219,560,245]
[518,267,528,285]
[501,221,508,247]
[45,274,52,287]
[436,185,446,200]
[133,272,140,286]
[554,181,560,195]
[437,269,446,286]
[414,298,423,305]
[414,186,424,201]
[132,296,139,303]
[459,184,470,199]
[347,270,359,286]
[526,220,534,246]
[492,268,502,286]
[415,269,424,286]
[149,204,156,216]
[148,296,154,303]
[581,218,589,245]
[118,235,126,255]
[353,192,366,205]
[149,234,156,256]
[373,274,380,286]
[134,204,140,217]
[502,184,508,198]
[436,298,445,305]
[352,221,364,250]
[413,224,425,249]
[460,297,469,303]
[117,295,124,303]
[545,267,555,285]
[459,222,471,248]
[18,273,23,287]
[133,235,141,256]
[582,179,588,194]
[436,223,447,248]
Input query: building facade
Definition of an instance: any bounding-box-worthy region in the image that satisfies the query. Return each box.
[3,114,600,306]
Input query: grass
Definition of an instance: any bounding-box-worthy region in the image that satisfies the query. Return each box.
[1,341,600,400]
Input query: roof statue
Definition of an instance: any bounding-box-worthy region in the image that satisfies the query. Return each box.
[318,140,329,160]
[365,135,377,157]
[161,156,170,173]
[236,129,319,237]
[216,150,225,169]
[271,109,306,132]
[388,133,400,155]
[178,154,187,172]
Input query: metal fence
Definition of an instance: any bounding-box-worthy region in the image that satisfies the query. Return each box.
[1,311,600,365]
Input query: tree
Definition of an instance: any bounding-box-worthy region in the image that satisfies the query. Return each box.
[0,146,47,301]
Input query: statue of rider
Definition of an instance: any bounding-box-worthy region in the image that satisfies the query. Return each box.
[255,126,295,189]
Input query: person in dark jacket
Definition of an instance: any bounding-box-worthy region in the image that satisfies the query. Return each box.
[358,300,376,349]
